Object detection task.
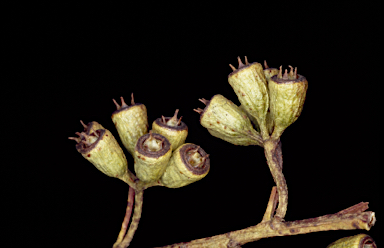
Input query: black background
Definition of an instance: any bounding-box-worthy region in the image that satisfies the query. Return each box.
[5,3,382,248]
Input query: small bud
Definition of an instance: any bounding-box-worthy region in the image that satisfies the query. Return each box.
[196,94,263,146]
[111,94,148,155]
[326,234,376,248]
[69,122,127,179]
[161,143,210,188]
[228,57,269,138]
[269,66,308,139]
[152,109,188,151]
[134,132,172,182]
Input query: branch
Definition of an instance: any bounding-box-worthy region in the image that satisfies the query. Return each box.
[154,189,376,248]
[264,139,288,220]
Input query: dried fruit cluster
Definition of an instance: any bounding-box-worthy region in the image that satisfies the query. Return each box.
[70,94,210,189]
[195,57,308,221]
[69,57,376,248]
[69,94,210,247]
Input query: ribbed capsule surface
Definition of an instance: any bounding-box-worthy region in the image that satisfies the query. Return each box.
[112,100,148,156]
[152,110,188,151]
[199,94,262,146]
[228,61,269,133]
[161,143,210,188]
[134,133,172,182]
[76,129,128,178]
[269,69,308,139]
[326,234,376,248]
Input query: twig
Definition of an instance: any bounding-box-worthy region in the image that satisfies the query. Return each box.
[116,190,144,248]
[113,187,135,247]
[154,189,376,248]
[264,139,288,220]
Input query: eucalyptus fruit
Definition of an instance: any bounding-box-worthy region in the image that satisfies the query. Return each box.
[134,131,172,183]
[268,66,308,139]
[228,57,269,138]
[326,234,376,248]
[69,121,127,179]
[194,94,263,147]
[160,143,210,188]
[111,94,148,156]
[151,109,188,151]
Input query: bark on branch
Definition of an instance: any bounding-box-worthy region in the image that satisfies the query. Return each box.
[154,189,376,248]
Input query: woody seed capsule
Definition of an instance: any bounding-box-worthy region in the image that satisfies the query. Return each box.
[268,66,308,139]
[111,94,148,156]
[134,131,172,183]
[228,57,269,138]
[151,109,188,151]
[69,121,128,179]
[195,94,263,147]
[161,143,210,188]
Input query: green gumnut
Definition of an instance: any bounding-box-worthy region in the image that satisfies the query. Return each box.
[269,66,308,139]
[228,57,269,138]
[160,143,210,188]
[196,94,262,146]
[134,132,172,183]
[111,94,148,156]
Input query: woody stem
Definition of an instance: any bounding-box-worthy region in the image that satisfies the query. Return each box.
[116,190,144,248]
[155,200,375,248]
[264,138,287,220]
[113,187,135,247]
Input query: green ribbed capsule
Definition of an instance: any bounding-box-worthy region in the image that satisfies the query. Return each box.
[269,66,308,139]
[134,131,172,183]
[69,122,127,179]
[326,234,376,248]
[194,94,263,147]
[228,57,269,139]
[161,143,210,188]
[111,94,148,156]
[152,109,188,151]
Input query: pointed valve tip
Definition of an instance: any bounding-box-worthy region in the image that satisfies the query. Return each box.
[237,56,245,69]
[282,69,289,80]
[244,56,249,65]
[288,65,294,78]
[177,116,183,125]
[120,96,129,108]
[173,109,179,118]
[68,136,81,143]
[264,60,269,69]
[193,108,204,114]
[229,64,236,71]
[112,98,121,110]
[161,115,166,124]
[131,93,135,105]
[198,98,209,105]
[167,109,180,125]
[277,66,283,78]
[80,120,87,129]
